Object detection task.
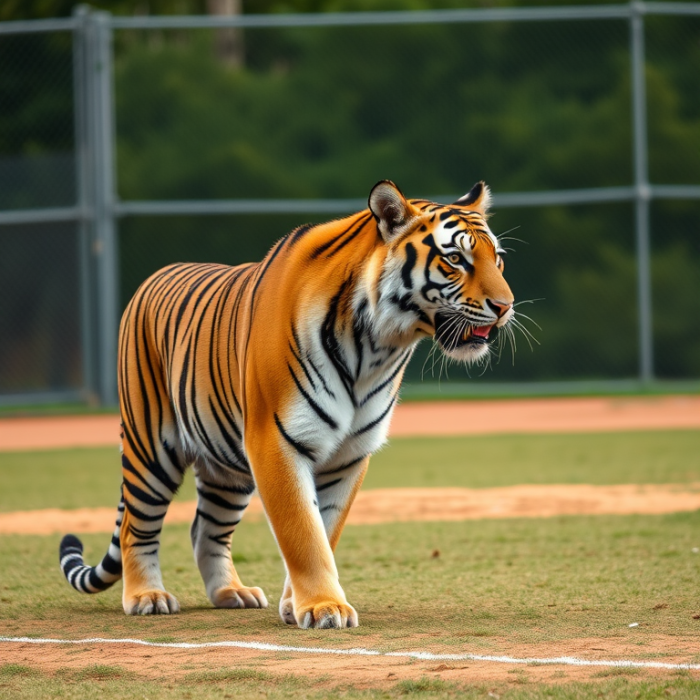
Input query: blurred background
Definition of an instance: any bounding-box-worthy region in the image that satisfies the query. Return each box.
[1,0,698,408]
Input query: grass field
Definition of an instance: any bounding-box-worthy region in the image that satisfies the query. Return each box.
[1,429,700,698]
[1,430,699,512]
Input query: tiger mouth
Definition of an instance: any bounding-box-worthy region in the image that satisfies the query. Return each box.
[433,312,494,352]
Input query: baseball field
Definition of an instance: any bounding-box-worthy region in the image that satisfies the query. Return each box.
[1,395,699,699]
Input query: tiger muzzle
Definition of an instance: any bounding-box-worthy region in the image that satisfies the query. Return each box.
[433,312,495,352]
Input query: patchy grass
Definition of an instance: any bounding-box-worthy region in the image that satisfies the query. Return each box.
[69,664,132,681]
[2,429,699,698]
[2,669,700,700]
[364,430,700,490]
[1,512,700,646]
[0,664,37,678]
[1,430,699,512]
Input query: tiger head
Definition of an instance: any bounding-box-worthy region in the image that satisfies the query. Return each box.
[368,180,514,364]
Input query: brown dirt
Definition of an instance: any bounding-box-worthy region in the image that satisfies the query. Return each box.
[1,633,698,687]
[3,483,700,535]
[1,395,698,452]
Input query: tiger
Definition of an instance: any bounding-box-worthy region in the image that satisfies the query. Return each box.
[59,180,514,630]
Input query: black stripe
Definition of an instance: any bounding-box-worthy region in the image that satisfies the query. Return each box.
[208,397,250,469]
[321,279,356,405]
[317,454,368,476]
[123,499,165,523]
[321,215,372,258]
[284,223,313,248]
[287,363,338,429]
[59,534,83,557]
[197,487,249,511]
[353,395,397,436]
[61,557,83,577]
[390,292,431,326]
[317,477,342,492]
[88,569,112,591]
[100,554,122,576]
[132,455,179,500]
[122,478,168,508]
[360,349,412,407]
[306,353,336,398]
[310,217,366,259]
[195,508,241,528]
[77,567,92,593]
[320,504,342,513]
[250,237,286,309]
[274,413,316,461]
[129,540,160,548]
[178,342,193,434]
[352,317,364,381]
[209,529,238,545]
[120,451,173,503]
[200,479,255,496]
[128,524,161,539]
[401,243,417,289]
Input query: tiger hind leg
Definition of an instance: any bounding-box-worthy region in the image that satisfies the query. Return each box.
[120,416,187,615]
[191,468,268,609]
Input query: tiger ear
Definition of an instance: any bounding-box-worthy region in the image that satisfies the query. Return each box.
[454,181,492,217]
[369,180,415,242]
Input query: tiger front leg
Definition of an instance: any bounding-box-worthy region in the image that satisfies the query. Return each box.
[279,456,369,626]
[250,434,358,630]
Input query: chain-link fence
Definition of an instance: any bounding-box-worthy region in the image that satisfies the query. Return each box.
[1,3,699,406]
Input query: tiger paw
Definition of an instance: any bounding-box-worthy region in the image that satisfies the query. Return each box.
[296,600,358,629]
[279,596,296,625]
[212,585,268,609]
[124,589,180,615]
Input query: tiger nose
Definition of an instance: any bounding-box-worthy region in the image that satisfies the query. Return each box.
[486,299,513,318]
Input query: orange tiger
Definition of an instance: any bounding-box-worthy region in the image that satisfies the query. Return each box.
[59,180,514,629]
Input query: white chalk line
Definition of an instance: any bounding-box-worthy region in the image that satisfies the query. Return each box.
[1,636,698,671]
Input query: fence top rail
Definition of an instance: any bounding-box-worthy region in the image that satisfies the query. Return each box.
[0,17,77,35]
[113,187,641,218]
[109,4,635,30]
[1,2,698,35]
[643,1,700,15]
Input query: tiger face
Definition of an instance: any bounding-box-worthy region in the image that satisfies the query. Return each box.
[368,180,514,364]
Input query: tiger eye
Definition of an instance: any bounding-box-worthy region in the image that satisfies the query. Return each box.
[448,253,461,265]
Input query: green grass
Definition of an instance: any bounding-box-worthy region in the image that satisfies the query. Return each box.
[2,668,700,700]
[2,514,700,645]
[365,430,700,490]
[1,382,699,417]
[1,430,699,512]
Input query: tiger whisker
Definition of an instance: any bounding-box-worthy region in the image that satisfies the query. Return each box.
[510,318,538,352]
[514,310,542,332]
[495,226,521,241]
[513,298,544,308]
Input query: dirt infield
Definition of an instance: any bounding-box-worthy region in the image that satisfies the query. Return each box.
[1,395,698,534]
[2,633,699,686]
[3,483,700,535]
[0,394,698,452]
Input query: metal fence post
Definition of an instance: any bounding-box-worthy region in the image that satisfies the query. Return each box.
[73,6,98,405]
[630,1,654,383]
[87,10,119,406]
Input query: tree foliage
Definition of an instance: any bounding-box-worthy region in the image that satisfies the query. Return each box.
[1,1,698,391]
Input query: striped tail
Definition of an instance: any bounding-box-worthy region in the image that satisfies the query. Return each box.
[59,497,124,594]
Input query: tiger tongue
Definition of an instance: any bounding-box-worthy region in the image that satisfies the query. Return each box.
[471,325,493,339]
